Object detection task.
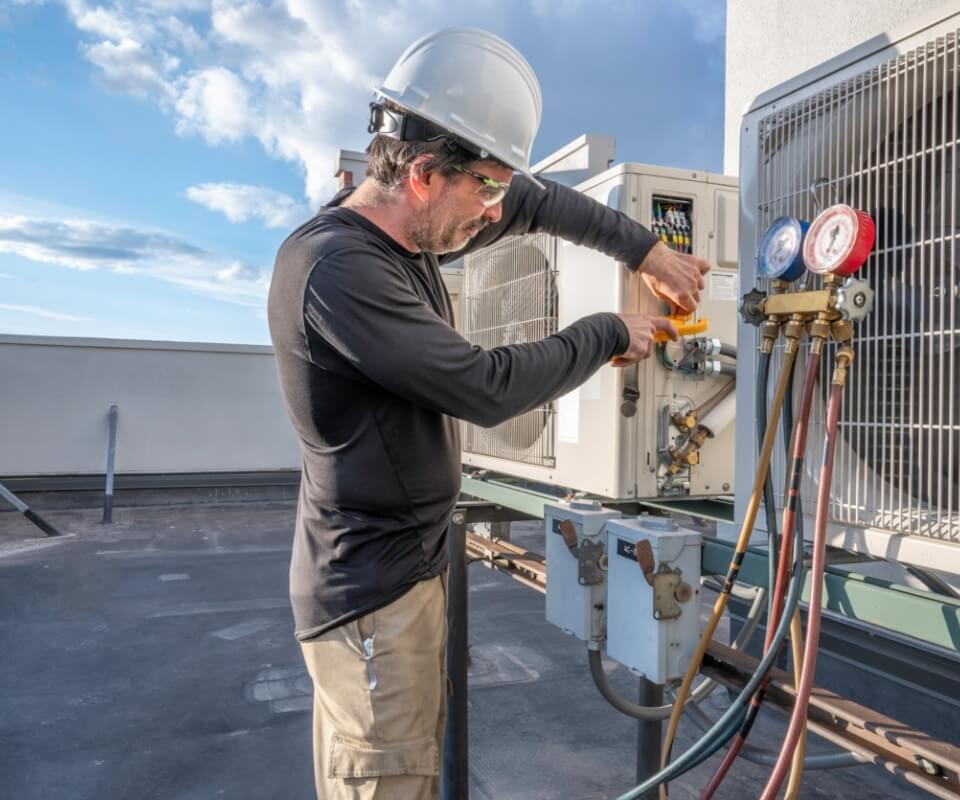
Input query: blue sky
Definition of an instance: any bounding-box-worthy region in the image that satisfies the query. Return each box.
[0,0,725,344]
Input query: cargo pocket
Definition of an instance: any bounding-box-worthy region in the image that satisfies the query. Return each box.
[328,732,440,779]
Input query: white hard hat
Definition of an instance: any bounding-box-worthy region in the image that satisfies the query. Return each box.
[371,27,544,188]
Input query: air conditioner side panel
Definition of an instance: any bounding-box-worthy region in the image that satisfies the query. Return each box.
[550,174,637,498]
[689,186,740,495]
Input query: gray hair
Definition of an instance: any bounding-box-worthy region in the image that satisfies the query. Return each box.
[364,134,473,190]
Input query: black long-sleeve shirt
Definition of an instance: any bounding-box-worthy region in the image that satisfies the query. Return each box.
[268,174,659,640]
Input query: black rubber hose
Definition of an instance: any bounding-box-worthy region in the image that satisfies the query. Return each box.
[719,343,737,359]
[782,355,803,531]
[719,363,737,377]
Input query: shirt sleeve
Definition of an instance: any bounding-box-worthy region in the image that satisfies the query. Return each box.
[304,247,630,428]
[440,174,662,269]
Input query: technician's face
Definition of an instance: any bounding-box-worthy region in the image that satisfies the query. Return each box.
[410,161,513,254]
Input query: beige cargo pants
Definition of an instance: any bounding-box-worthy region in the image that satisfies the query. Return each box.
[299,575,448,800]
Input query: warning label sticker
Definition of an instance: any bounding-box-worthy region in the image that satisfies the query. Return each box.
[710,272,739,302]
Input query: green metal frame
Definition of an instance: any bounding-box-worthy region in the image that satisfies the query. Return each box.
[460,473,960,655]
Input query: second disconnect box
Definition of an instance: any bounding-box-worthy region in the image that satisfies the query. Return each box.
[605,516,701,683]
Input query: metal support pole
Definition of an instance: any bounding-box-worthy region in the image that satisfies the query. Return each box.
[635,675,663,796]
[0,482,61,537]
[102,404,118,524]
[442,510,469,800]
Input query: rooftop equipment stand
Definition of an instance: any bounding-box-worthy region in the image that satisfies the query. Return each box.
[636,677,663,798]
[0,482,61,537]
[442,509,469,800]
[102,404,118,524]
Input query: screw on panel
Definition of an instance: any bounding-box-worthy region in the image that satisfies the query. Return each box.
[916,758,941,776]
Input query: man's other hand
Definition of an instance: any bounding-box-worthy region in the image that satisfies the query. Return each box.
[611,314,679,366]
[637,242,710,314]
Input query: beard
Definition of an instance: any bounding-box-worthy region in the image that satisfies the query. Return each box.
[407,188,488,254]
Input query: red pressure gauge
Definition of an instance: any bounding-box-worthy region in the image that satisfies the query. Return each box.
[802,204,875,276]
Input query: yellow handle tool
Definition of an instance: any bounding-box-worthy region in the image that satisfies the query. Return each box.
[655,313,709,342]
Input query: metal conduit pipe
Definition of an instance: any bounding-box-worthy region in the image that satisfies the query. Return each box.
[587,586,768,721]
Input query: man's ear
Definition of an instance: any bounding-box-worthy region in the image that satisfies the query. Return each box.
[408,155,439,203]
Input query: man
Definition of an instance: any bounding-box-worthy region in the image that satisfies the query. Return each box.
[268,27,710,800]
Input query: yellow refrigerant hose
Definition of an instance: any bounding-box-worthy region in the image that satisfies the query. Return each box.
[658,339,799,800]
[785,611,807,798]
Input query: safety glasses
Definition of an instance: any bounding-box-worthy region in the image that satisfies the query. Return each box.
[451,164,511,207]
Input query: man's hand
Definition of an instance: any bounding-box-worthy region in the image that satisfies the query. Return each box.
[637,242,710,314]
[611,314,679,366]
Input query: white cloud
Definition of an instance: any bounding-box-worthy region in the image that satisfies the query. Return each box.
[44,0,449,206]
[216,261,262,282]
[187,182,310,228]
[83,37,178,100]
[0,214,268,306]
[175,66,252,144]
[45,0,721,209]
[68,2,139,41]
[0,303,93,322]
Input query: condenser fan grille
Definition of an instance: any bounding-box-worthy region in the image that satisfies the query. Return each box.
[460,232,559,467]
[755,31,960,543]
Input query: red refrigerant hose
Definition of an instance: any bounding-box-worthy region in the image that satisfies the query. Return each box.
[697,349,822,800]
[759,349,851,800]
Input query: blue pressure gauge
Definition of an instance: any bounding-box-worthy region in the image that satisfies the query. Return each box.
[757,216,809,281]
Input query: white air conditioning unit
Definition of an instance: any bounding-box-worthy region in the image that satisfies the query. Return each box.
[735,9,960,573]
[461,163,740,500]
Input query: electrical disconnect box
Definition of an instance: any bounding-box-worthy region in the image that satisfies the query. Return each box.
[544,501,622,642]
[605,516,702,683]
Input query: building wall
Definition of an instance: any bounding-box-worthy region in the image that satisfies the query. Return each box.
[0,336,300,476]
[724,0,952,174]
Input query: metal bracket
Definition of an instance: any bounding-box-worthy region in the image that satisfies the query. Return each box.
[578,539,605,586]
[558,519,605,586]
[652,565,683,620]
[635,539,692,621]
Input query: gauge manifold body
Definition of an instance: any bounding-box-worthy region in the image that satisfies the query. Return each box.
[757,216,808,281]
[802,204,875,276]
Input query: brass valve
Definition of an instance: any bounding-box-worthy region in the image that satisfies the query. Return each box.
[832,345,855,386]
[665,426,710,475]
[671,411,698,433]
